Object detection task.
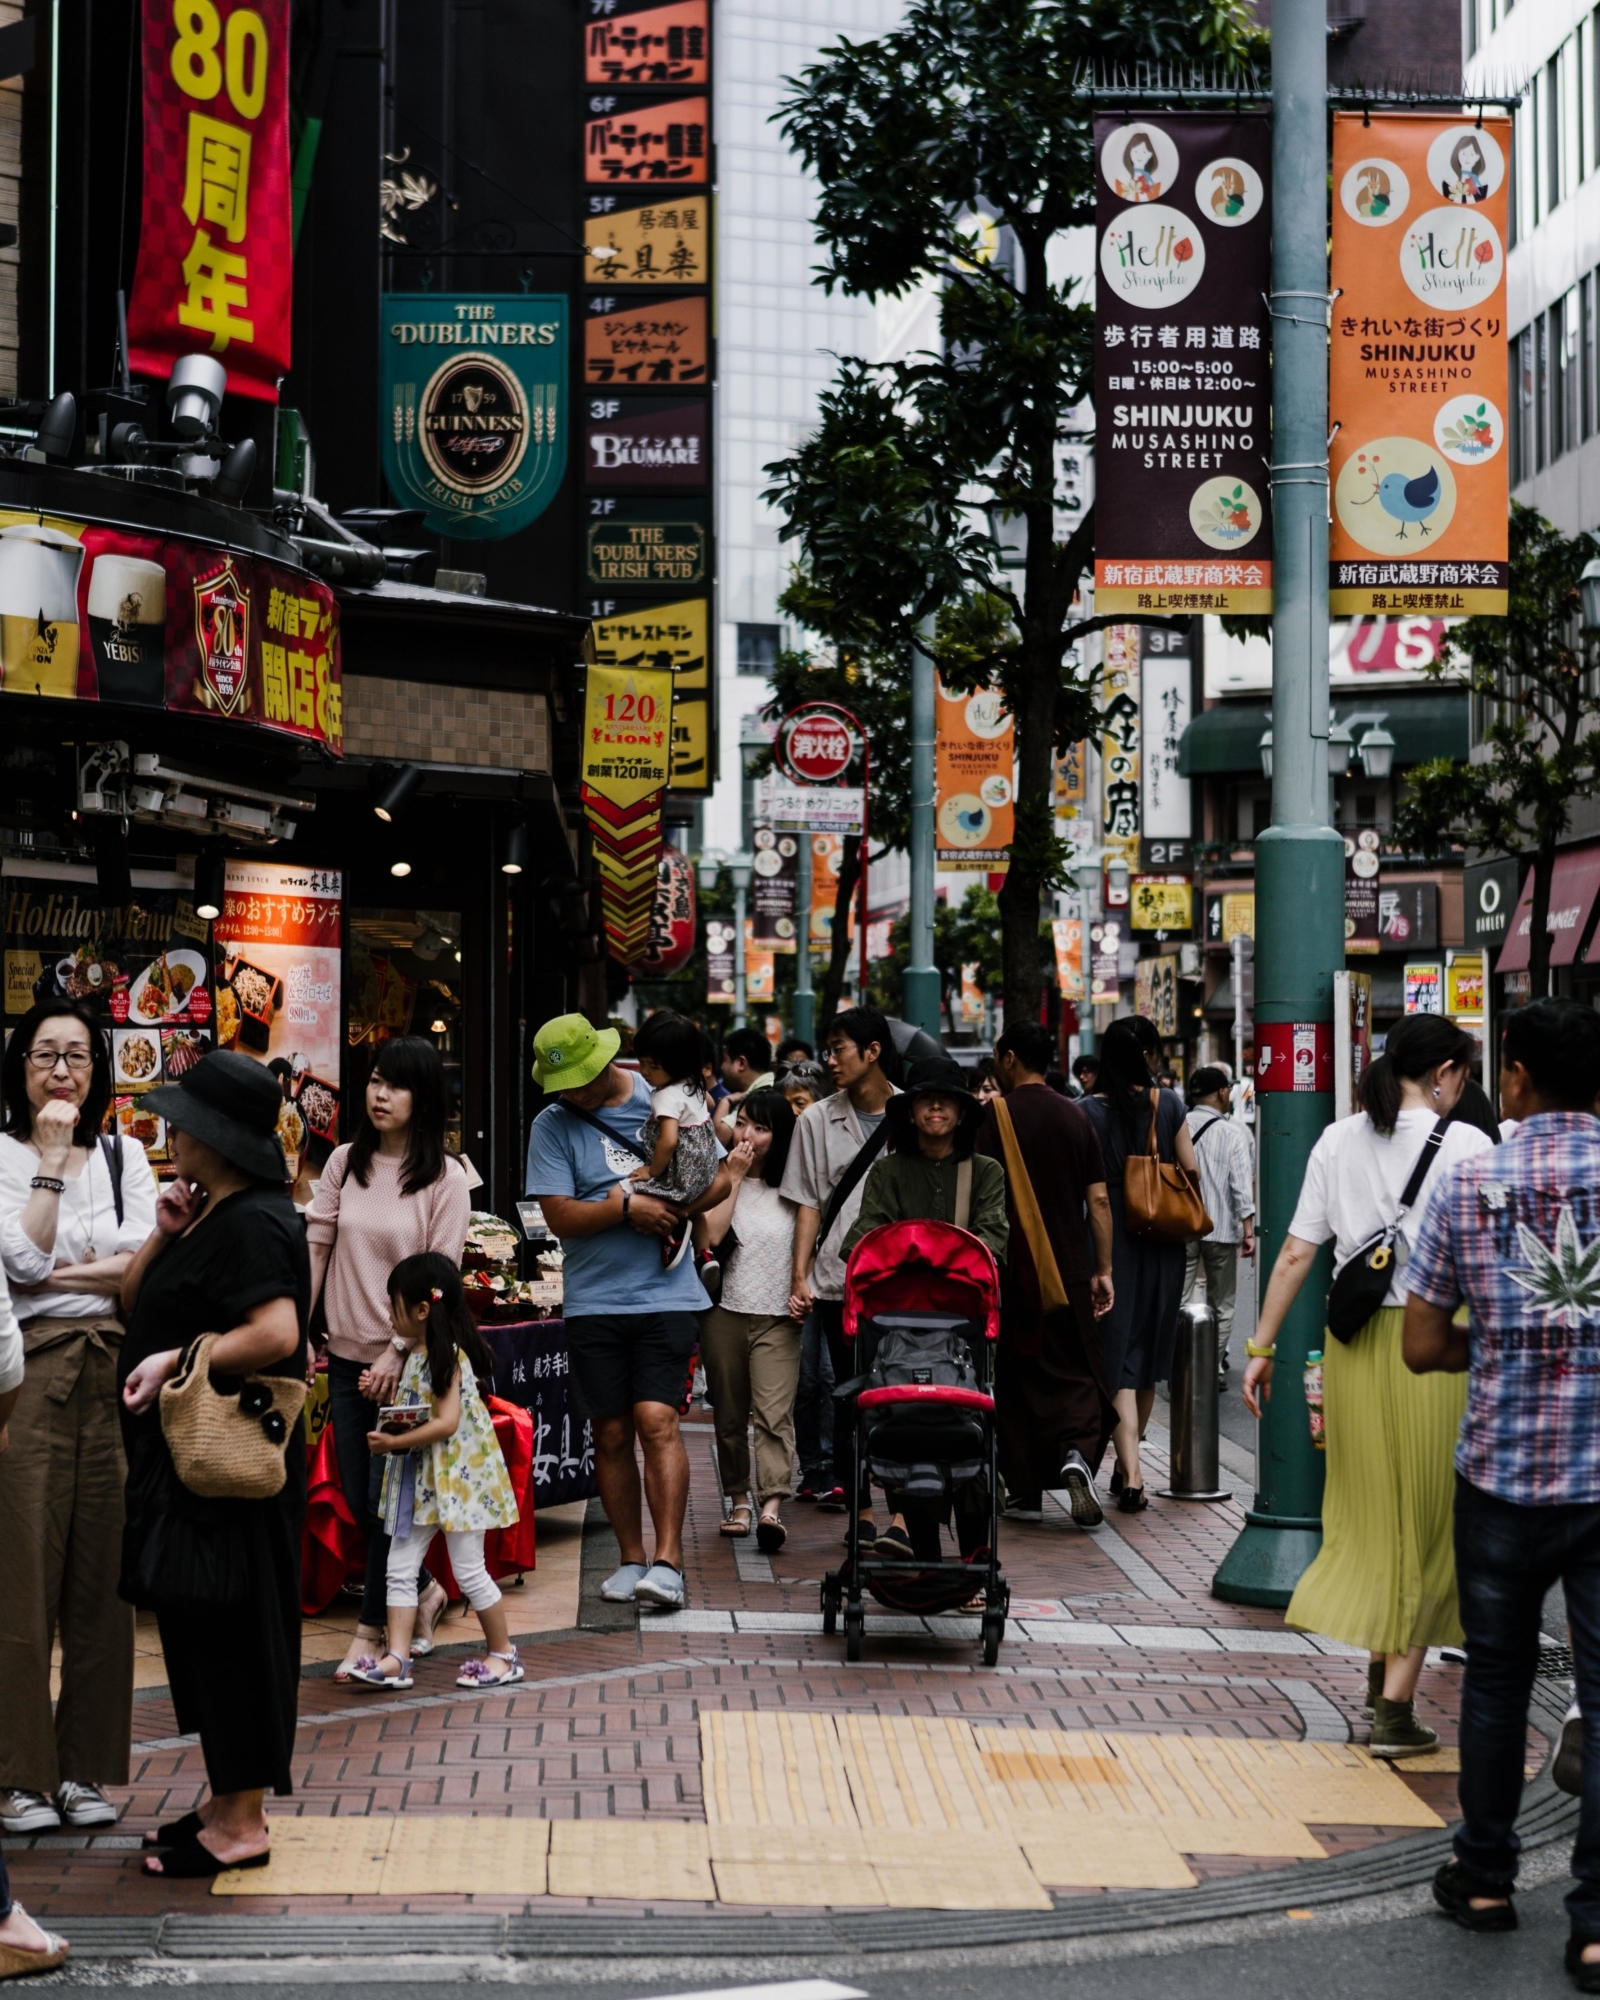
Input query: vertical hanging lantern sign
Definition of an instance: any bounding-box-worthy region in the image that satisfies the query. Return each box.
[1093,113,1273,614]
[1329,113,1511,615]
[127,0,293,400]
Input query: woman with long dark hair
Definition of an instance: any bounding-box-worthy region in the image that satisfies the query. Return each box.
[693,1088,803,1552]
[1243,1015,1494,1757]
[1079,1016,1202,1511]
[305,1037,470,1679]
[0,1000,157,1837]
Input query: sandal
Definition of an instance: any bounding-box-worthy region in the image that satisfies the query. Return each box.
[756,1512,787,1553]
[1116,1485,1148,1514]
[334,1625,387,1683]
[412,1579,449,1655]
[721,1504,753,1538]
[347,1650,413,1690]
[0,1905,69,1977]
[456,1647,524,1689]
[141,1809,204,1851]
[144,1832,269,1880]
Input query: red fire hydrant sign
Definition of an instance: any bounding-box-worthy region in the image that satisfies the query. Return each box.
[127,0,292,401]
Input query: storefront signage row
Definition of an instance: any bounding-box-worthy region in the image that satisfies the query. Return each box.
[0,510,341,753]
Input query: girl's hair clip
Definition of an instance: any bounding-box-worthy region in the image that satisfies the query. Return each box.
[430,1287,443,1301]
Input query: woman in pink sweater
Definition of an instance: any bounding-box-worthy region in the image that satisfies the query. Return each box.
[306,1038,470,1679]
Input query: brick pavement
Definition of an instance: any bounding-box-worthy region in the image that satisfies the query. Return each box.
[10,1409,1510,1925]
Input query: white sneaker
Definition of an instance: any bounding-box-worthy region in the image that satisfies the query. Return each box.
[634,1561,686,1610]
[56,1781,116,1828]
[599,1561,649,1602]
[0,1789,60,1834]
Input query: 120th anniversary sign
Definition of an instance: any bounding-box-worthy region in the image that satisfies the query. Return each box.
[1094,113,1273,615]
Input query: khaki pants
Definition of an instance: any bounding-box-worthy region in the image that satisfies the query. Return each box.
[0,1320,134,1793]
[700,1308,801,1506]
[1182,1240,1241,1363]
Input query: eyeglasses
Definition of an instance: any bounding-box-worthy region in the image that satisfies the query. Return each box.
[25,1049,93,1071]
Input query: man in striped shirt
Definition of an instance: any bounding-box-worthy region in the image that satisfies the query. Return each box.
[1180,1066,1255,1379]
[1404,999,1600,1980]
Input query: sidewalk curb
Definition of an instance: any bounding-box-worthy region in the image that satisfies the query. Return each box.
[48,1686,1575,1964]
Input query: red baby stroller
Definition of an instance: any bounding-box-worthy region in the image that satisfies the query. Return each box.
[821,1220,1009,1666]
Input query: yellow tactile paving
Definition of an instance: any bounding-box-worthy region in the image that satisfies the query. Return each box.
[547,1820,715,1901]
[707,1825,1050,1910]
[1211,1742,1447,1829]
[712,1860,888,1906]
[1013,1815,1200,1890]
[873,1831,1052,1910]
[380,1815,550,1895]
[213,1815,395,1895]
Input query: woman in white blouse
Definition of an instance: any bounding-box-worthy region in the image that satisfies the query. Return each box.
[1243,1015,1493,1759]
[0,1001,157,1836]
[693,1089,801,1552]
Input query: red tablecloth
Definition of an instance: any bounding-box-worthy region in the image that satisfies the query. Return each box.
[300,1394,537,1616]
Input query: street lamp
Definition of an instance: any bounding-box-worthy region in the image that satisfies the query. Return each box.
[984,504,1028,568]
[1327,718,1353,778]
[728,851,755,1028]
[696,850,721,896]
[1258,726,1273,780]
[1106,854,1130,906]
[1357,721,1395,781]
[1582,557,1600,629]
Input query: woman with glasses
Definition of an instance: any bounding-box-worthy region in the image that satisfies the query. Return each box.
[0,1000,157,1839]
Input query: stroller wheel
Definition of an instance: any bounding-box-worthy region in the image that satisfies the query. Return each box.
[981,1609,1005,1667]
[821,1574,840,1636]
[844,1604,864,1662]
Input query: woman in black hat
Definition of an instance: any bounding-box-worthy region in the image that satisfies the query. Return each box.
[115,1052,309,1879]
[843,1056,1008,1558]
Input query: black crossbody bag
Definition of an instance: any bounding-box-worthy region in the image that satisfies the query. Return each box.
[1325,1116,1448,1344]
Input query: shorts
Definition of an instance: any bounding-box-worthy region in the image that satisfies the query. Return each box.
[566,1311,700,1422]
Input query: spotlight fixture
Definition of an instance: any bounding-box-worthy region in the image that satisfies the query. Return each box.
[194,844,226,922]
[390,860,413,877]
[373,763,423,823]
[501,822,529,874]
[167,354,226,439]
[28,391,77,463]
[212,436,257,505]
[431,1018,448,1034]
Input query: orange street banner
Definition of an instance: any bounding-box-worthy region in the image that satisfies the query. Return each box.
[128,0,291,400]
[1051,916,1085,1000]
[1093,112,1273,614]
[1330,113,1510,615]
[936,679,1014,869]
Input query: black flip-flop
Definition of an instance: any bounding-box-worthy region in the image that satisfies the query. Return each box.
[143,1834,270,1879]
[141,1810,204,1851]
[756,1514,787,1553]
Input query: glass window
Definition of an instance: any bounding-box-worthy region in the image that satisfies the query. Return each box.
[1537,311,1550,471]
[736,623,780,676]
[348,909,465,1156]
[1584,275,1596,440]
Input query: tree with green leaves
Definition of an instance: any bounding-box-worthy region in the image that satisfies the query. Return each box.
[765,0,1261,1025]
[876,882,1010,1026]
[1395,503,1600,997]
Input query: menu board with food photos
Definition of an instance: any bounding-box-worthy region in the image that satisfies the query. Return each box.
[2,859,215,1169]
[213,861,343,1193]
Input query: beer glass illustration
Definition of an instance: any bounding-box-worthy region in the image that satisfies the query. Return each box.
[87,552,167,704]
[0,524,86,699]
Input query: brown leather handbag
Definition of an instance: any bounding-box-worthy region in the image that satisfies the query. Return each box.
[1123,1088,1212,1243]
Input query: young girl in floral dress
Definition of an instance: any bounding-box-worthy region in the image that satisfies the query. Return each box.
[352,1252,521,1690]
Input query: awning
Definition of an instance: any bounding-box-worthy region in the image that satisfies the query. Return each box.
[1178,695,1471,777]
[1497,844,1600,970]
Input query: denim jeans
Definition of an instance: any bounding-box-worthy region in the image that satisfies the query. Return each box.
[793,1312,835,1480]
[1454,1472,1600,1931]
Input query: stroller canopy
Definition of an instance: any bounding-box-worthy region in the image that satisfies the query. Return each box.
[843,1221,1001,1344]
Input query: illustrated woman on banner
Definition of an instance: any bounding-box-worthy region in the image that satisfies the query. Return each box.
[1119,132,1162,202]
[1355,166,1393,220]
[1443,134,1491,205]
[1209,166,1247,219]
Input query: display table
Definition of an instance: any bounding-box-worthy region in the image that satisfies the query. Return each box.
[477,1318,598,1512]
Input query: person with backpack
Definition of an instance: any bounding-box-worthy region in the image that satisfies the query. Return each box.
[1181,1065,1256,1382]
[781,1007,901,1526]
[1242,1014,1494,1757]
[0,1000,157,1839]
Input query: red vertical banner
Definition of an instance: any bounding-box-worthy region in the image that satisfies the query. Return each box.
[128,0,292,401]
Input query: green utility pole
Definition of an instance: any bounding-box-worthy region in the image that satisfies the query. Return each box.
[903,617,942,1038]
[1212,0,1345,1608]
[793,830,815,1045]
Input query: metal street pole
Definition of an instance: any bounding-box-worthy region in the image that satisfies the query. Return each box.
[793,830,815,1046]
[1212,0,1346,1608]
[732,862,751,1029]
[903,615,941,1037]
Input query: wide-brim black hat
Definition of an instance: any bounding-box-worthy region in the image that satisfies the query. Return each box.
[887,1056,981,1136]
[144,1050,288,1181]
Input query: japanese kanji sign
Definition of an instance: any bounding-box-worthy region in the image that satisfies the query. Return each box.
[1101,625,1142,881]
[587,596,710,793]
[582,662,675,808]
[1094,113,1273,615]
[1139,625,1191,841]
[584,93,708,184]
[584,294,708,386]
[936,678,1014,870]
[381,295,568,540]
[586,0,708,84]
[1330,113,1511,616]
[585,197,708,285]
[127,0,291,400]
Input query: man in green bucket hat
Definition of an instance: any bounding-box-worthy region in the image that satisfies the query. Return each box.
[526,1013,729,1612]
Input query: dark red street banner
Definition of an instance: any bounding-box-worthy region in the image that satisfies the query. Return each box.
[128,0,292,401]
[1094,112,1272,614]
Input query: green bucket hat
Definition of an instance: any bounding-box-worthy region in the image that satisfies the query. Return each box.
[533,1012,621,1091]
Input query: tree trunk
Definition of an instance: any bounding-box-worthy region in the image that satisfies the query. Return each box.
[817,832,862,1030]
[997,636,1060,1024]
[1528,841,1557,998]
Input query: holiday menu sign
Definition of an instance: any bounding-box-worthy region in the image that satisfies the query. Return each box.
[1329,113,1511,615]
[1094,112,1273,614]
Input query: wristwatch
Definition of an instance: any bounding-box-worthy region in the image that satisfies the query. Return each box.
[390,1335,409,1356]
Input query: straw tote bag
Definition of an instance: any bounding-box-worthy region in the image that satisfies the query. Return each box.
[1122,1088,1212,1244]
[160,1333,308,1500]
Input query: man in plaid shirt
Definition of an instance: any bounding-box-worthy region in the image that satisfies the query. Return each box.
[1404,999,1600,1985]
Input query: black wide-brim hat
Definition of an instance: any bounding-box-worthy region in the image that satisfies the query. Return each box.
[887,1055,981,1137]
[144,1050,289,1182]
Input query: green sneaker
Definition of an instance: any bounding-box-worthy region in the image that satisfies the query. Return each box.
[1370,1695,1440,1759]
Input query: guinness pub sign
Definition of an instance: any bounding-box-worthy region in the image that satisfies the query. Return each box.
[381,294,569,539]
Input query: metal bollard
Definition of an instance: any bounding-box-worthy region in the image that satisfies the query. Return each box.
[1159,1301,1232,1502]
